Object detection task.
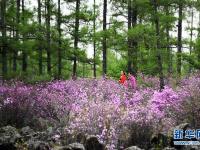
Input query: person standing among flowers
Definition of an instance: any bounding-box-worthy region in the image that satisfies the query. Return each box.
[128,72,137,89]
[119,71,127,85]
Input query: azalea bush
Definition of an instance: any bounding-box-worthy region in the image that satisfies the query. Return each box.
[0,82,37,128]
[0,75,200,149]
[178,74,200,128]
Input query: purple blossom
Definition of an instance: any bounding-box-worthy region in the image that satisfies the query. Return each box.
[1,75,199,149]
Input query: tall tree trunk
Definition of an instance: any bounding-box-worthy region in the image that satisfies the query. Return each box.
[93,0,96,78]
[46,0,51,74]
[73,0,80,77]
[165,4,172,75]
[1,0,7,77]
[152,0,164,91]
[189,6,194,73]
[83,63,85,78]
[57,0,62,78]
[22,0,27,72]
[198,12,200,62]
[127,0,132,74]
[128,0,138,76]
[13,0,20,72]
[10,19,15,72]
[38,0,43,74]
[177,0,183,77]
[102,0,107,76]
[131,1,138,76]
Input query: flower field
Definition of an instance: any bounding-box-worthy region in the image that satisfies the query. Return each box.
[0,75,200,149]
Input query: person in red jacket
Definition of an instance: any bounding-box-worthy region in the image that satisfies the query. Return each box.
[119,71,127,85]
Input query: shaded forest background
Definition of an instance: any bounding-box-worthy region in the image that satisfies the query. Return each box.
[1,0,200,89]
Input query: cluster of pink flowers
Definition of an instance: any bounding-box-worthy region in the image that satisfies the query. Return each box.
[0,75,200,149]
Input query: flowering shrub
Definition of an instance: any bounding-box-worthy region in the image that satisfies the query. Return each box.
[177,75,200,128]
[0,75,199,149]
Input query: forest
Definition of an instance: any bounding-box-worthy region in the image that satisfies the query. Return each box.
[0,0,200,150]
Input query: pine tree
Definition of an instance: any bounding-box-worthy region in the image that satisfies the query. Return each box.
[46,0,51,74]
[151,0,164,90]
[38,0,43,74]
[103,0,107,76]
[73,0,80,77]
[57,0,62,78]
[93,0,96,78]
[177,0,183,77]
[22,0,27,72]
[164,1,172,74]
[1,0,7,77]
[13,0,20,72]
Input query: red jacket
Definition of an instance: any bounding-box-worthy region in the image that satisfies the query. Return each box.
[119,74,127,84]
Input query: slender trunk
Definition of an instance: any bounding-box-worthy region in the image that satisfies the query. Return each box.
[1,0,7,77]
[189,7,194,73]
[10,21,15,71]
[46,0,51,74]
[57,0,62,78]
[131,1,138,76]
[127,0,132,74]
[102,0,107,76]
[73,0,80,77]
[13,0,20,72]
[199,12,200,61]
[38,0,42,74]
[22,0,27,72]
[83,63,85,78]
[165,4,172,74]
[128,0,138,76]
[152,0,164,91]
[177,0,183,77]
[93,0,96,78]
